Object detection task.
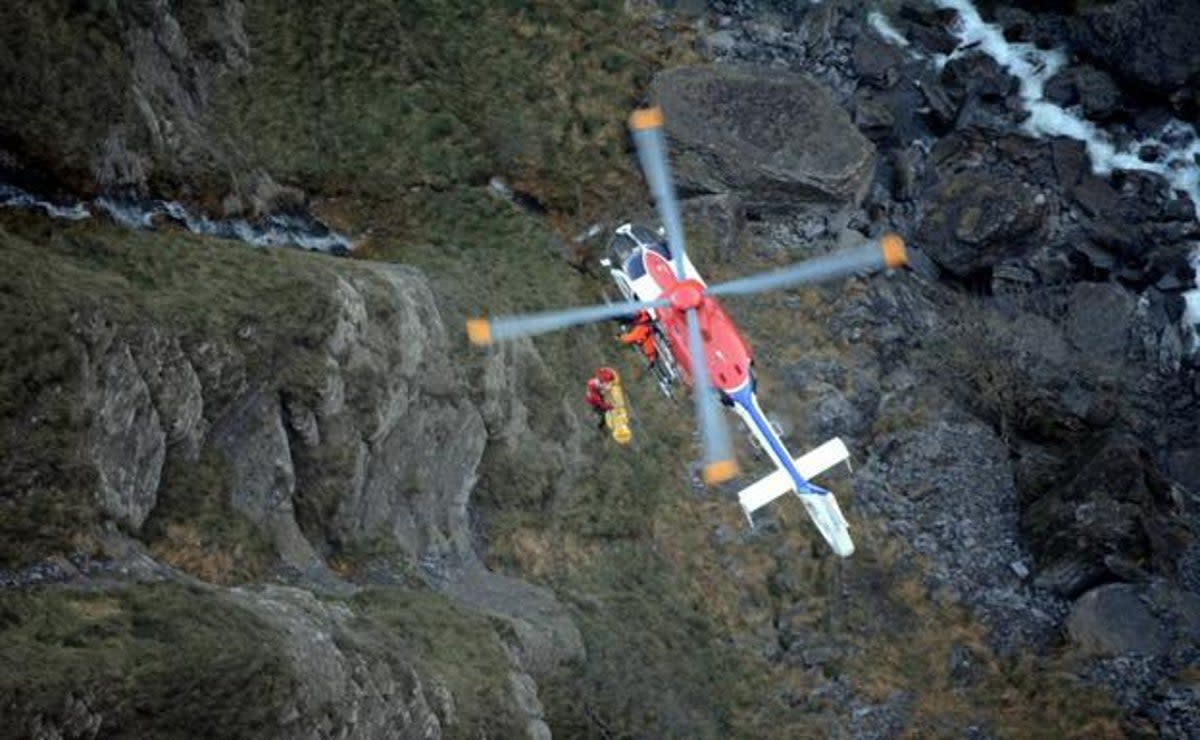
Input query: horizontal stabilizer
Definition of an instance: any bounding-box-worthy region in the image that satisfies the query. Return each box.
[737,437,850,514]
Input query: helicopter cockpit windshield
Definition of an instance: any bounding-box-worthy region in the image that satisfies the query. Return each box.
[628,225,671,259]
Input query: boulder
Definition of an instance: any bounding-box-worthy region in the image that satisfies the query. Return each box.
[1072,0,1200,97]
[1064,282,1137,360]
[652,65,876,206]
[681,192,745,262]
[1067,583,1167,656]
[916,171,1050,276]
[1044,66,1123,121]
[852,33,906,89]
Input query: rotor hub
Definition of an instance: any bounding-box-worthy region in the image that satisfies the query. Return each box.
[668,279,705,311]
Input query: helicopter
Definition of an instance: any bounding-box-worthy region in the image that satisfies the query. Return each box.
[467,107,906,557]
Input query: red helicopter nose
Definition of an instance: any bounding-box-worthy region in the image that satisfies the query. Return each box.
[668,279,705,311]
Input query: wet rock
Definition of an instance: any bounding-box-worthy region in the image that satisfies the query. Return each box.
[1050,137,1089,189]
[853,92,896,133]
[942,52,1015,105]
[1045,66,1122,121]
[993,6,1036,44]
[895,5,959,55]
[915,71,963,131]
[1072,0,1200,97]
[916,170,1050,276]
[653,65,877,206]
[1071,175,1122,220]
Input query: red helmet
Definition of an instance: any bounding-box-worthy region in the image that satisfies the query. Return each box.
[596,367,616,383]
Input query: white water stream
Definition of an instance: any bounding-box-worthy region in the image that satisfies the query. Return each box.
[1,181,351,254]
[870,0,1200,354]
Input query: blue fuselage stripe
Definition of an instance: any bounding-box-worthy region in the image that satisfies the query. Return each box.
[729,384,826,496]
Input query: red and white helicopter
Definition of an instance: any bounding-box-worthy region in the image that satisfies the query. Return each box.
[467,107,906,557]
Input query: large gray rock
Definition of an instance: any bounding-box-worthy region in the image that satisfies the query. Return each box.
[133,330,206,458]
[652,65,877,206]
[210,390,323,572]
[1068,583,1167,657]
[439,563,585,678]
[81,339,166,531]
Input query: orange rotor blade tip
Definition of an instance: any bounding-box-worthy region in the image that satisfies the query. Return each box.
[630,107,664,131]
[880,233,907,268]
[466,318,492,346]
[703,459,739,485]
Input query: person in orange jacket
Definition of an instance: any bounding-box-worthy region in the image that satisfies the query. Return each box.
[585,368,616,429]
[620,310,658,368]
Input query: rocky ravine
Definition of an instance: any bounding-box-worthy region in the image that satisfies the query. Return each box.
[678,0,1200,734]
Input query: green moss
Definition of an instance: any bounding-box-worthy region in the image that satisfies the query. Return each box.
[0,584,293,739]
[351,586,524,739]
[540,546,772,739]
[216,0,692,209]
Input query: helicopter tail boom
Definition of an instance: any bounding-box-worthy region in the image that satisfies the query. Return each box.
[728,385,855,557]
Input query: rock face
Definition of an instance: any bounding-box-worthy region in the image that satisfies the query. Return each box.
[1025,435,1191,598]
[0,0,294,212]
[1071,0,1200,100]
[228,585,447,739]
[915,133,1052,277]
[82,338,166,530]
[652,65,877,207]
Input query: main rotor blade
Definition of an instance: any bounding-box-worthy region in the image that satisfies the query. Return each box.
[467,297,668,345]
[685,308,738,485]
[707,234,907,298]
[630,108,689,281]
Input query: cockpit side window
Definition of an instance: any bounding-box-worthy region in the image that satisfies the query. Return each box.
[623,253,647,279]
[608,233,638,264]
